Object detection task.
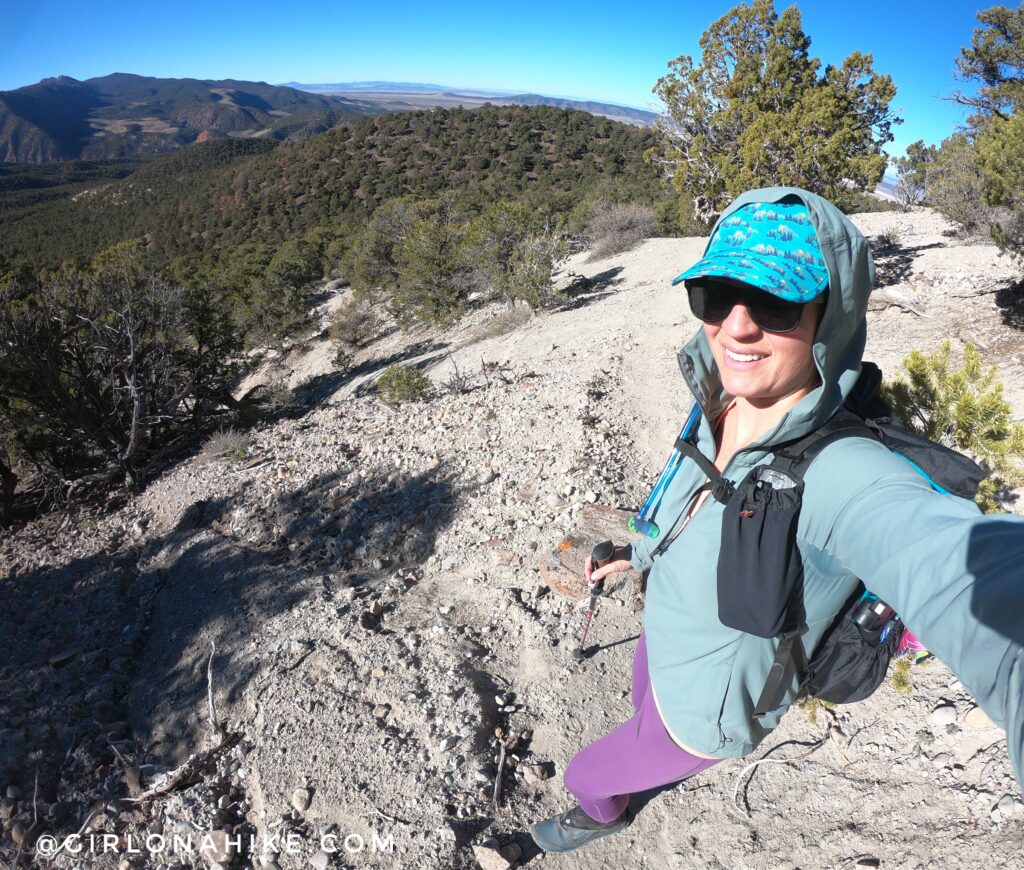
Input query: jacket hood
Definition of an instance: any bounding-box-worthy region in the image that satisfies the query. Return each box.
[678,186,875,445]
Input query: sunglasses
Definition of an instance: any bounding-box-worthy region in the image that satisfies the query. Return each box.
[686,279,811,334]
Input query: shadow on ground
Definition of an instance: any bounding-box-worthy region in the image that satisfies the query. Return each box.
[129,462,462,762]
[554,267,625,312]
[872,242,946,288]
[0,460,463,812]
[996,279,1024,331]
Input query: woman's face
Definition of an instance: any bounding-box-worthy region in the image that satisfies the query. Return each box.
[704,295,825,408]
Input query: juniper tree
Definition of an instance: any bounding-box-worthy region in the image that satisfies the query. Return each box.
[350,197,421,300]
[0,243,240,497]
[465,200,537,306]
[506,229,569,309]
[952,3,1024,124]
[465,201,569,309]
[939,4,1024,260]
[393,196,473,327]
[892,140,938,210]
[975,106,1024,262]
[651,0,900,226]
[924,133,993,234]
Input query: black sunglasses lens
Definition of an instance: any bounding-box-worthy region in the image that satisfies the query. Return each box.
[687,284,739,323]
[750,299,803,332]
[687,283,803,333]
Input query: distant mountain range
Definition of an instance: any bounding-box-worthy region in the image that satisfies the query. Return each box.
[0,74,660,163]
[874,175,900,202]
[284,81,658,127]
[0,73,376,163]
[281,81,465,93]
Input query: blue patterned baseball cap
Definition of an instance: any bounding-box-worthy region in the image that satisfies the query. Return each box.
[671,202,829,302]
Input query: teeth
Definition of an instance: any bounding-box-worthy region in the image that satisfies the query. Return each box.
[726,348,766,362]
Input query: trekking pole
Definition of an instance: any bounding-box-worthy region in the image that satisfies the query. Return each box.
[573,540,615,661]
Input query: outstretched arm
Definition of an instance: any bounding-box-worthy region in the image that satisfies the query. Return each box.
[807,440,1024,787]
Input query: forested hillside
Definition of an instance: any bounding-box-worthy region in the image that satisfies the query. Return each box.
[0,104,676,498]
[1,104,674,276]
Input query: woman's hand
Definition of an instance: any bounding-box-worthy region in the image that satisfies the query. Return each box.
[585,544,633,586]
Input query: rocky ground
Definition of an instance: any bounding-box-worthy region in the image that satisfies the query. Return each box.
[2,207,1023,870]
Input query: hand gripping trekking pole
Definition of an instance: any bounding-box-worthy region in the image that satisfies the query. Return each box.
[573,540,615,661]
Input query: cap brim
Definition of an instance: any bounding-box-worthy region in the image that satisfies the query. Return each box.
[671,250,828,303]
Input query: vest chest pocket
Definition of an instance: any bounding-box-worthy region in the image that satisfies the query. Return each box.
[717,465,805,638]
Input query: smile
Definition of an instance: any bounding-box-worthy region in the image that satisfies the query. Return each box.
[725,348,767,363]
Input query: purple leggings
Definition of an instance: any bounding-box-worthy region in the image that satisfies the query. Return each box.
[563,633,721,823]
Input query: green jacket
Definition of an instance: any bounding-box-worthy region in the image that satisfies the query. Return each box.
[630,187,1024,787]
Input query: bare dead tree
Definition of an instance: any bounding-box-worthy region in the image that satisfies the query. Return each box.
[0,446,16,522]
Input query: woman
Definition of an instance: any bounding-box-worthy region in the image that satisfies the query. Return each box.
[530,187,1024,854]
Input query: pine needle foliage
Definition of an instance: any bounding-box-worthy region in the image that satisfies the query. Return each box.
[932,4,1024,261]
[376,364,432,406]
[882,341,1024,512]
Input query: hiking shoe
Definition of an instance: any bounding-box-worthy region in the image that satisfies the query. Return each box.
[529,805,630,853]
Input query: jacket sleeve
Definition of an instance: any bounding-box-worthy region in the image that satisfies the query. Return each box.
[808,440,1024,788]
[628,535,656,572]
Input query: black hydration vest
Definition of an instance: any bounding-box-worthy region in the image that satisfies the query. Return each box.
[663,362,985,716]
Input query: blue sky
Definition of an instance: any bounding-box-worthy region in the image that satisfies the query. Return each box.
[2,0,987,159]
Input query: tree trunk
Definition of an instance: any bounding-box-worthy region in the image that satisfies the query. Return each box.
[0,449,17,523]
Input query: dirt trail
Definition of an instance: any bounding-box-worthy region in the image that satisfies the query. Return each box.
[1,208,1022,869]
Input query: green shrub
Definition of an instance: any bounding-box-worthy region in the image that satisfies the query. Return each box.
[392,196,475,328]
[376,364,432,406]
[892,139,937,210]
[0,243,240,492]
[889,657,914,696]
[332,346,352,371]
[872,225,903,251]
[796,696,835,725]
[883,341,1024,513]
[329,295,381,348]
[841,191,899,215]
[925,134,994,236]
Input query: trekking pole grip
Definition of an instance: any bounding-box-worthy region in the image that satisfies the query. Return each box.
[590,540,615,591]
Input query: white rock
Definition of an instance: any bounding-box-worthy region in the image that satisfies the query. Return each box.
[471,844,511,870]
[291,787,312,812]
[521,763,553,784]
[930,704,957,727]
